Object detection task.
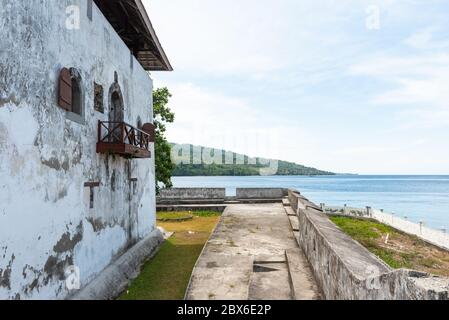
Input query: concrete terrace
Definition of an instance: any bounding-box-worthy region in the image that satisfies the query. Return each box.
[160,191,320,300]
[157,188,449,300]
[185,202,320,300]
[156,188,321,300]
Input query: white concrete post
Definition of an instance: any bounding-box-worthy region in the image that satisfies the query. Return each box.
[320,203,326,213]
[344,204,347,215]
[366,206,372,217]
[419,221,423,235]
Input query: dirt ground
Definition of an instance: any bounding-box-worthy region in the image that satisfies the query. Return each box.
[379,230,449,277]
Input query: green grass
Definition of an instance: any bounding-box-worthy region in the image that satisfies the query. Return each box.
[156,212,193,221]
[119,213,220,300]
[157,210,221,220]
[330,216,411,269]
[189,210,222,217]
[119,234,203,300]
[330,216,393,240]
[329,216,449,276]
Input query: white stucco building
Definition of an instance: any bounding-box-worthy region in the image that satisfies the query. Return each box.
[0,0,171,299]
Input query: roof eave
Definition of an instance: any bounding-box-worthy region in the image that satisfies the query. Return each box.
[135,0,173,72]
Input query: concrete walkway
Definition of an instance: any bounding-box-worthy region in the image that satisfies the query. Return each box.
[185,203,321,300]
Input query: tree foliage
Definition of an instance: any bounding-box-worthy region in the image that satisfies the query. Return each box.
[153,87,175,193]
[171,144,335,176]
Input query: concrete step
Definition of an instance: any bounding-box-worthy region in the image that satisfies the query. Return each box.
[293,231,300,245]
[285,249,321,300]
[282,198,291,207]
[253,254,286,264]
[284,206,297,217]
[248,261,292,300]
[288,215,300,232]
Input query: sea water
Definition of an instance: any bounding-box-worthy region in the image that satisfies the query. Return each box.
[172,175,449,230]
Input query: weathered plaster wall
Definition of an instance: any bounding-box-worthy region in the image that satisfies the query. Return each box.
[288,190,449,300]
[72,229,164,300]
[0,0,156,299]
[236,188,287,199]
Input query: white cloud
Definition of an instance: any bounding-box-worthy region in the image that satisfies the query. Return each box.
[404,28,435,49]
[144,0,290,76]
[336,146,398,156]
[146,0,400,77]
[404,27,449,50]
[350,52,449,125]
[154,80,322,165]
[147,0,449,174]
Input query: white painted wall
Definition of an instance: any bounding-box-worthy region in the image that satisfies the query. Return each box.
[0,0,156,299]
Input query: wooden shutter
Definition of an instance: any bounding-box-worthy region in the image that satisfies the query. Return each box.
[58,68,72,111]
[142,123,156,142]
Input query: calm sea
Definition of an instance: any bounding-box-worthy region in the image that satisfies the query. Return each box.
[172,175,449,230]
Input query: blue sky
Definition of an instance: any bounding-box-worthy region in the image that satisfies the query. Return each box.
[144,0,449,174]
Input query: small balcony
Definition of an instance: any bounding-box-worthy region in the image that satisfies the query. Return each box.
[96,121,154,159]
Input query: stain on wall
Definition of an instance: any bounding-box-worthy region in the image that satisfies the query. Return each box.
[0,254,15,290]
[0,0,156,300]
[53,223,83,254]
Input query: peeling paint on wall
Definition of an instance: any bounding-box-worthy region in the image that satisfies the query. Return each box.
[53,223,83,254]
[0,94,18,108]
[0,254,15,289]
[0,0,156,300]
[0,122,7,148]
[87,217,112,233]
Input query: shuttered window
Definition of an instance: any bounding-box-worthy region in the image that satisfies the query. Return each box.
[58,67,84,124]
[94,82,104,113]
[58,68,72,111]
[142,123,156,142]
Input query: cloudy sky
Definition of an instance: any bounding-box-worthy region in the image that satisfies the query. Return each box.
[144,0,449,174]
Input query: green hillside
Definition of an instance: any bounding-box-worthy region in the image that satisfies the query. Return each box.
[170,144,335,176]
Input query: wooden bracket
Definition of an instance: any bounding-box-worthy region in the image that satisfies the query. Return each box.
[84,182,101,188]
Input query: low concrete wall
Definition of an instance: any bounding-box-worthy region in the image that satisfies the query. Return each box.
[71,229,164,300]
[158,188,226,200]
[289,190,449,300]
[157,205,227,213]
[237,188,288,199]
[288,190,321,213]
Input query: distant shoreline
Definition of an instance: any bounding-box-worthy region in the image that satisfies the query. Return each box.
[172,174,449,177]
[172,173,337,177]
[171,143,335,176]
